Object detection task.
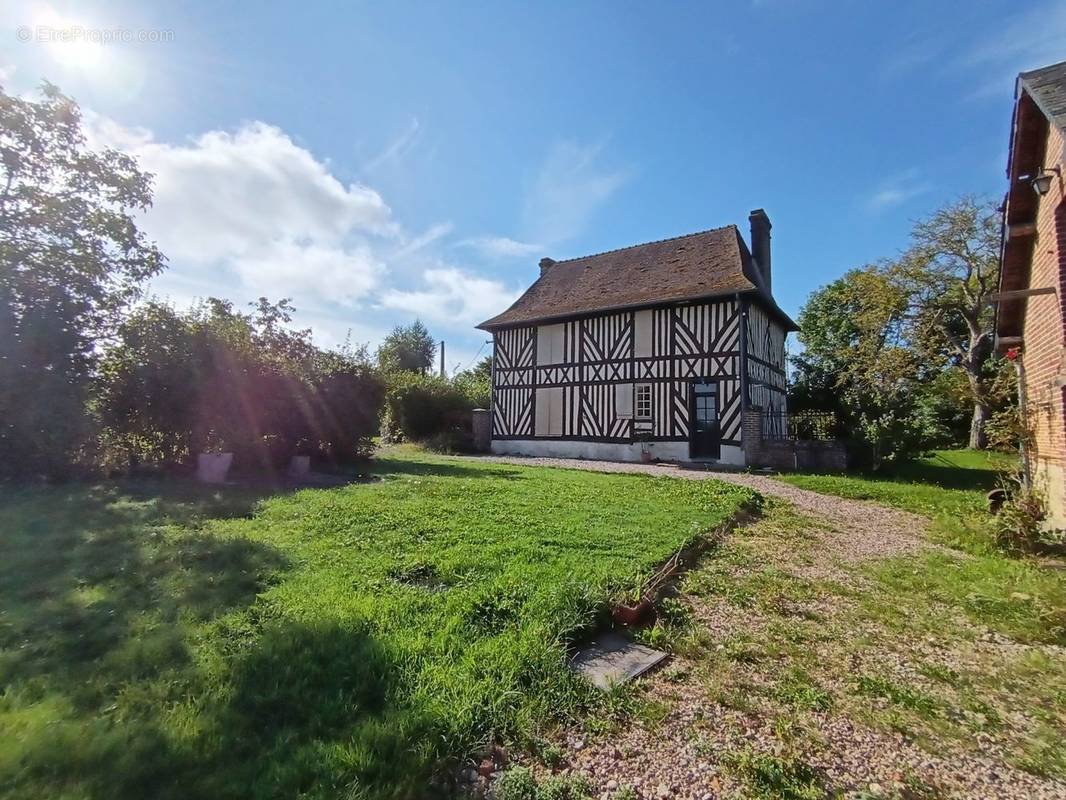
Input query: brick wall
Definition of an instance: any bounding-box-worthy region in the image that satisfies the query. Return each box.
[743,409,848,472]
[1022,123,1066,527]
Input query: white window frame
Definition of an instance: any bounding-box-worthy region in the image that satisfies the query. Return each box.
[635,383,653,420]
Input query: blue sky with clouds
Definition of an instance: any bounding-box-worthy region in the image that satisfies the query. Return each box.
[3,1,1064,370]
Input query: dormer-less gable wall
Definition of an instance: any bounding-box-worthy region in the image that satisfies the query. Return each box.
[743,300,789,437]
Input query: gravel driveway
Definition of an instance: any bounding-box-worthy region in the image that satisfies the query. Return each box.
[457,454,1066,800]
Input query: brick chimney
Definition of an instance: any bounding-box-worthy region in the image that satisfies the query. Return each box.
[748,209,771,292]
[539,257,556,276]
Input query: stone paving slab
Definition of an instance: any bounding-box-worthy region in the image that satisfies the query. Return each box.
[571,632,669,690]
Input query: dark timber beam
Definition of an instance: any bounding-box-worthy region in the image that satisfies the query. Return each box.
[1006,221,1038,240]
[989,286,1057,303]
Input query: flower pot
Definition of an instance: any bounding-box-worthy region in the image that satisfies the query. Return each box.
[639,450,653,463]
[288,455,312,478]
[611,598,654,627]
[196,452,233,484]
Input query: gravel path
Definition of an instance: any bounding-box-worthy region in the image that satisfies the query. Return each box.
[456,454,1066,800]
[468,455,929,564]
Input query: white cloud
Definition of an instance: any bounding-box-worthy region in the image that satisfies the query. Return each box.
[0,64,15,85]
[522,139,630,244]
[363,117,421,173]
[866,168,932,212]
[82,115,398,310]
[231,238,384,307]
[77,110,517,354]
[457,235,542,259]
[392,222,453,259]
[87,118,397,266]
[378,267,520,328]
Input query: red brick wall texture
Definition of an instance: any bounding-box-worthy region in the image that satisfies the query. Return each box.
[1022,123,1066,526]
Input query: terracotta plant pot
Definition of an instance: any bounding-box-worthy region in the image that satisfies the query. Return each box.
[639,450,653,463]
[611,598,654,627]
[196,452,234,484]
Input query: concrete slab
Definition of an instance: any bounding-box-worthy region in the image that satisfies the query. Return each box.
[570,632,669,690]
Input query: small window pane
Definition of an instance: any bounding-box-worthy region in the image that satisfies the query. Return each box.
[635,384,652,419]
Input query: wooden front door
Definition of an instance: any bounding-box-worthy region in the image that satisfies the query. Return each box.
[689,381,721,459]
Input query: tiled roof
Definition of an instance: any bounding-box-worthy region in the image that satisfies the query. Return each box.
[1019,60,1066,129]
[477,225,797,330]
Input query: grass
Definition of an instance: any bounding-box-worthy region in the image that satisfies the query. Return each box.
[775,448,1017,519]
[724,750,826,800]
[0,449,754,800]
[772,447,1066,644]
[674,497,1066,784]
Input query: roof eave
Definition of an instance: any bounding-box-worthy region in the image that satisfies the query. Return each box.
[477,285,799,333]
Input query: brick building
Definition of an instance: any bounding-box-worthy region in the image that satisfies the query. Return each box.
[997,60,1066,528]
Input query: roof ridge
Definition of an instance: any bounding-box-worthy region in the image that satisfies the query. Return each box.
[548,224,738,265]
[1020,59,1066,79]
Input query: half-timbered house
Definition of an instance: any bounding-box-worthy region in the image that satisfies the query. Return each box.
[477,209,798,464]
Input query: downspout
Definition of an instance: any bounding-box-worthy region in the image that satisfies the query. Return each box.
[488,333,497,442]
[1015,352,1031,488]
[737,292,750,465]
[738,293,749,411]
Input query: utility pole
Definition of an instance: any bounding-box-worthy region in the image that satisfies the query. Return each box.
[439,340,445,378]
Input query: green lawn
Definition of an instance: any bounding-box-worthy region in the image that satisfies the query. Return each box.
[775,448,1018,519]
[674,499,1066,793]
[774,447,1066,646]
[0,451,753,800]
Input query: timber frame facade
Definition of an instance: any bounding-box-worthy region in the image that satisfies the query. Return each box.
[479,211,796,464]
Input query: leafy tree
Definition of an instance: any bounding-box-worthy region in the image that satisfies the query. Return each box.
[376,321,437,374]
[453,356,492,408]
[0,82,163,476]
[380,372,470,443]
[891,197,1001,449]
[792,266,940,468]
[97,298,382,471]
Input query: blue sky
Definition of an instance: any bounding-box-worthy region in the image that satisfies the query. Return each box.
[3,1,1064,370]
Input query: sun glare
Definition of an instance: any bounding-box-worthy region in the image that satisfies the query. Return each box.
[33,8,105,70]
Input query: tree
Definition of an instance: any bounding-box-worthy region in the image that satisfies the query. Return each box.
[376,321,437,374]
[0,82,163,476]
[792,266,941,468]
[453,356,491,408]
[97,297,383,470]
[891,197,1001,449]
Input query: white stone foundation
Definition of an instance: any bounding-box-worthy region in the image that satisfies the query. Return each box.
[490,439,746,466]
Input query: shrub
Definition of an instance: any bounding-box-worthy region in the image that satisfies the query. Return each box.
[726,750,826,800]
[453,356,492,409]
[380,372,471,443]
[423,430,474,454]
[994,480,1051,554]
[96,299,383,473]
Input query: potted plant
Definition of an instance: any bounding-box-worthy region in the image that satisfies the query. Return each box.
[609,549,684,627]
[196,430,234,484]
[610,590,655,627]
[288,438,313,479]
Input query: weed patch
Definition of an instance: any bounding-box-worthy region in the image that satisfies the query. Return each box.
[726,749,827,799]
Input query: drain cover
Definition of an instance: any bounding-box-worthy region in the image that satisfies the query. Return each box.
[571,632,669,690]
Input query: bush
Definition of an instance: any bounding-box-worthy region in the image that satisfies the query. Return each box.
[380,372,471,443]
[849,405,939,471]
[994,480,1052,554]
[423,430,474,454]
[96,299,383,473]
